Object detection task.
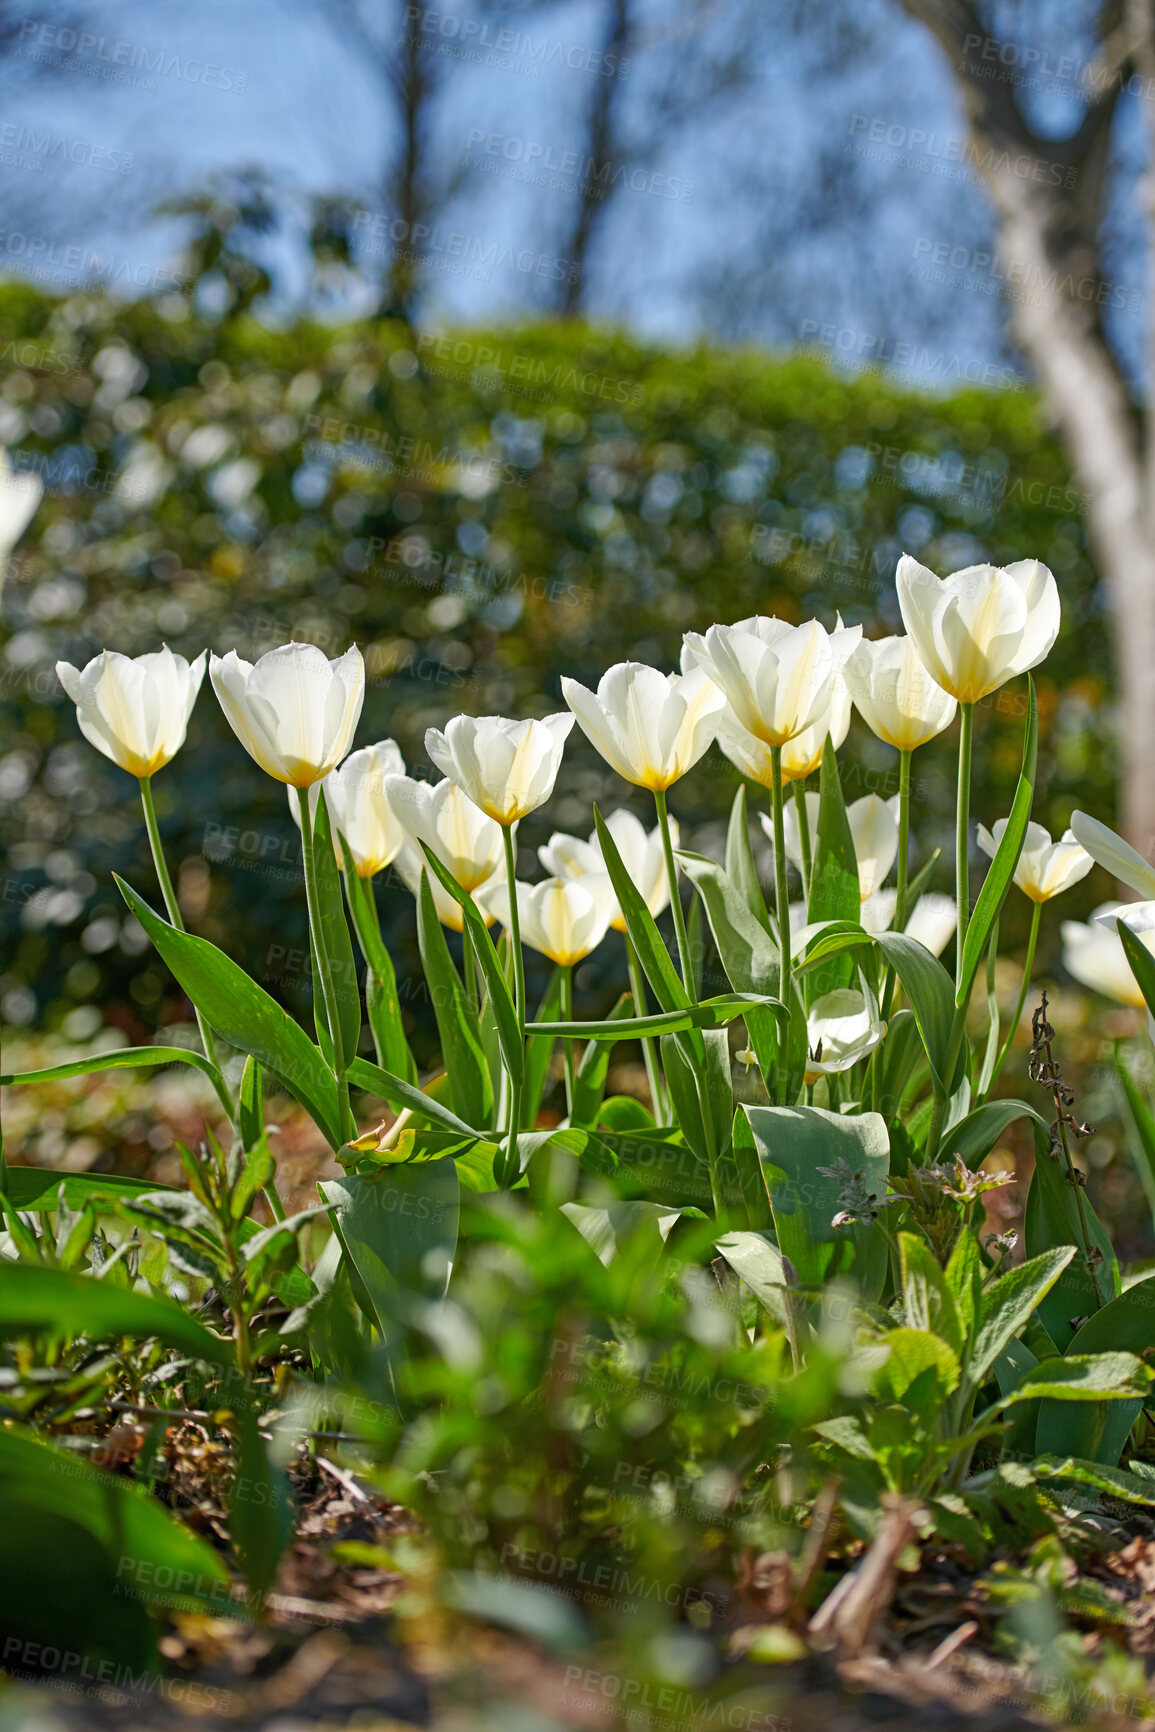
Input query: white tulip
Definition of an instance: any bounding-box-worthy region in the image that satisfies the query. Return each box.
[1070,811,1155,899]
[681,616,861,749]
[425,712,573,825]
[385,773,505,907]
[976,818,1092,903]
[210,642,364,787]
[56,647,206,778]
[1062,903,1149,1008]
[842,633,957,751]
[804,988,886,1084]
[0,448,41,585]
[560,662,725,791]
[539,809,676,932]
[481,874,618,967]
[717,680,851,788]
[764,790,897,902]
[896,554,1060,705]
[289,740,406,877]
[860,888,958,957]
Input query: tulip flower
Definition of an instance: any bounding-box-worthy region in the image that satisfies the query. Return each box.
[1070,811,1155,899]
[976,820,1092,905]
[210,642,364,788]
[560,662,725,792]
[766,791,897,903]
[842,634,957,752]
[716,681,851,788]
[289,740,406,878]
[895,555,1060,707]
[385,774,505,927]
[803,987,886,1086]
[482,875,618,968]
[425,712,573,826]
[1062,904,1150,1010]
[681,616,861,751]
[539,809,676,931]
[0,448,42,589]
[56,647,206,779]
[896,554,1059,989]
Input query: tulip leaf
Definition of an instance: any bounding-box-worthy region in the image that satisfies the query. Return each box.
[312,788,363,1072]
[1024,1120,1120,1351]
[676,850,779,994]
[593,806,693,1020]
[0,1264,230,1363]
[0,1041,233,1119]
[320,1161,459,1339]
[807,738,859,1000]
[1114,1043,1155,1219]
[956,676,1038,1008]
[725,784,772,931]
[1119,922,1155,1020]
[343,866,417,1084]
[1033,1281,1155,1464]
[417,871,494,1129]
[872,931,960,1093]
[230,1403,294,1598]
[115,875,344,1149]
[528,991,783,1041]
[743,1104,890,1303]
[723,1108,774,1231]
[566,1126,715,1208]
[570,991,632,1128]
[1,1168,178,1212]
[238,1053,264,1151]
[523,965,565,1131]
[416,845,523,1085]
[939,1098,1051,1170]
[347,1054,485,1138]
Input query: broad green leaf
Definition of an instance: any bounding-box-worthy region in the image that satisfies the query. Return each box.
[238,1054,264,1152]
[725,784,772,930]
[715,1229,798,1329]
[877,1326,960,1405]
[807,738,859,1000]
[874,931,960,1092]
[230,1404,293,1598]
[3,1168,178,1212]
[0,1042,231,1118]
[996,1352,1148,1406]
[344,867,416,1083]
[1115,1043,1155,1221]
[1024,1123,1120,1350]
[313,788,362,1071]
[944,1226,983,1342]
[900,1231,964,1357]
[957,677,1037,1007]
[725,1107,773,1230]
[115,876,342,1148]
[744,1104,890,1302]
[570,1126,714,1209]
[1119,922,1155,1020]
[1034,1456,1155,1508]
[417,846,523,1085]
[561,1199,693,1266]
[966,1246,1075,1394]
[529,991,784,1041]
[593,805,696,1043]
[0,1264,230,1363]
[676,850,778,994]
[347,1054,484,1138]
[1035,1280,1155,1465]
[417,871,494,1129]
[319,1160,460,1337]
[942,1099,1050,1170]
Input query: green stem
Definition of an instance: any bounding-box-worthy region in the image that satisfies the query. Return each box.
[463,927,479,1010]
[791,778,813,906]
[654,787,694,1000]
[625,932,667,1125]
[987,899,1041,1095]
[955,703,974,996]
[501,824,525,1185]
[297,790,354,1141]
[894,749,911,934]
[560,964,576,1118]
[771,747,792,1102]
[138,775,232,1118]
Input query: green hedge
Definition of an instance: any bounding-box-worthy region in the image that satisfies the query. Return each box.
[0,285,1115,1053]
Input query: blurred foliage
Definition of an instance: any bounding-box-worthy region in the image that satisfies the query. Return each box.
[0,280,1117,1073]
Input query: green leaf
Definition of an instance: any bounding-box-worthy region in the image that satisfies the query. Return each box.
[900,1232,965,1357]
[807,738,859,999]
[676,850,778,994]
[942,1099,1050,1170]
[2,1168,179,1213]
[319,1160,460,1337]
[0,1264,230,1363]
[523,966,564,1130]
[1024,1123,1120,1350]
[115,875,342,1148]
[313,788,362,1071]
[1114,1043,1155,1222]
[874,931,960,1093]
[1035,1280,1155,1465]
[877,1326,960,1405]
[344,867,416,1083]
[957,677,1038,1007]
[997,1352,1148,1406]
[945,1227,983,1343]
[966,1246,1074,1394]
[725,1107,773,1230]
[561,1199,695,1266]
[347,1054,484,1138]
[0,1042,231,1117]
[238,1054,264,1152]
[593,805,694,1029]
[725,784,772,930]
[570,1126,715,1209]
[417,845,523,1086]
[417,871,494,1129]
[1119,922,1155,1019]
[570,992,631,1128]
[715,1228,800,1331]
[230,1404,293,1599]
[528,991,783,1041]
[743,1104,890,1302]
